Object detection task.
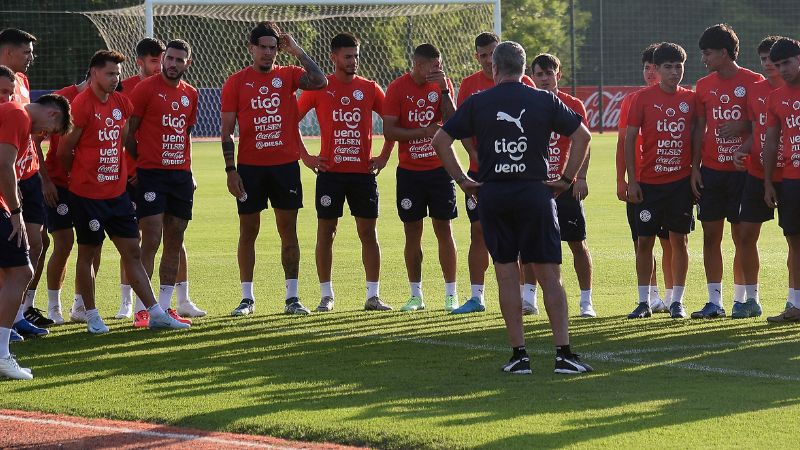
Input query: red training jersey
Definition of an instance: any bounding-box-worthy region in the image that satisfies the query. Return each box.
[69,89,133,199]
[297,74,384,174]
[121,75,146,178]
[767,84,800,180]
[695,67,764,171]
[547,90,588,180]
[617,89,646,181]
[221,65,305,166]
[45,84,81,188]
[129,75,198,171]
[627,85,696,184]
[746,79,784,181]
[0,102,32,212]
[13,72,37,180]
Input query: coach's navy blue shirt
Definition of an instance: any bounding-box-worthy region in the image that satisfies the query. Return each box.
[443,81,582,182]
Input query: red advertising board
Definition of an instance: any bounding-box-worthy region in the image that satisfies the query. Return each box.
[573,86,639,132]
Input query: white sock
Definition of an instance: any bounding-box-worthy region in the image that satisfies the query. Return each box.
[14,304,24,323]
[47,289,61,310]
[792,289,800,309]
[0,328,10,358]
[410,281,422,298]
[175,281,189,304]
[580,289,592,305]
[638,285,650,306]
[519,284,524,298]
[663,289,673,307]
[744,284,759,302]
[733,284,746,303]
[74,295,84,309]
[649,285,661,302]
[23,289,36,309]
[707,283,723,307]
[120,284,133,304]
[445,282,457,297]
[241,281,254,300]
[134,296,146,314]
[85,308,100,321]
[148,304,167,319]
[320,281,334,298]
[285,279,298,300]
[672,286,686,304]
[158,285,174,310]
[471,284,485,304]
[522,283,537,306]
[366,281,380,300]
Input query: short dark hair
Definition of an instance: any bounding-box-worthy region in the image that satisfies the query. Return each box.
[135,37,165,58]
[0,28,37,48]
[758,36,783,55]
[769,37,800,63]
[89,50,126,69]
[413,43,440,60]
[532,53,561,72]
[699,23,739,61]
[475,32,499,50]
[35,93,72,134]
[653,42,687,65]
[249,21,281,46]
[331,32,359,51]
[166,39,191,59]
[0,65,14,82]
[641,43,658,65]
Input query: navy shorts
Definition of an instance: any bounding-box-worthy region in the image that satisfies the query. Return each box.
[555,186,586,242]
[477,181,561,264]
[46,186,74,233]
[464,170,480,223]
[396,167,457,223]
[0,211,30,268]
[636,177,694,236]
[316,172,378,219]
[70,192,139,246]
[126,181,138,218]
[739,174,779,224]
[778,179,800,236]
[135,168,194,220]
[697,166,745,223]
[627,202,669,241]
[236,162,303,215]
[18,175,46,226]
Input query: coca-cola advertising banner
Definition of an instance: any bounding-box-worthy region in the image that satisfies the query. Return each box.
[574,86,638,132]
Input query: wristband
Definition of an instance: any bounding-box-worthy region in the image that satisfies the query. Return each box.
[454,173,467,184]
[9,207,21,216]
[225,165,236,173]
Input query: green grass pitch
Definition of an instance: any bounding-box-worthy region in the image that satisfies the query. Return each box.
[2,134,799,449]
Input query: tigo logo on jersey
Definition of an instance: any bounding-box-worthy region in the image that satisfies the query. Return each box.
[251,93,281,114]
[333,108,362,130]
[712,104,742,121]
[408,107,435,127]
[494,137,527,162]
[657,117,686,139]
[162,113,187,133]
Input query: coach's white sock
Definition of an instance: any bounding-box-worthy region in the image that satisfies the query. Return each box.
[672,286,686,304]
[320,281,334,298]
[792,289,800,309]
[285,279,298,300]
[0,328,10,358]
[744,284,759,302]
[733,284,747,303]
[120,284,133,304]
[471,284,485,304]
[47,289,61,310]
[707,283,723,307]
[663,289,673,307]
[638,286,650,306]
[649,286,661,302]
[366,281,380,300]
[14,304,25,324]
[522,283,537,307]
[241,282,254,300]
[410,282,423,298]
[23,289,36,309]
[158,285,174,310]
[175,282,190,304]
[445,282,457,297]
[134,296,146,314]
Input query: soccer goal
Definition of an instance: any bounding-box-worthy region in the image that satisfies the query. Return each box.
[80,0,501,137]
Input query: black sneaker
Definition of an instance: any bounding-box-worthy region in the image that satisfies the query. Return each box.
[231,298,254,316]
[24,307,55,327]
[554,353,593,374]
[501,355,532,374]
[626,302,652,319]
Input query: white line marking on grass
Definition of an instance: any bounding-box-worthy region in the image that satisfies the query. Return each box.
[0,414,296,449]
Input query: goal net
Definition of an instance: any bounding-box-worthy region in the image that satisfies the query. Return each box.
[81,1,497,137]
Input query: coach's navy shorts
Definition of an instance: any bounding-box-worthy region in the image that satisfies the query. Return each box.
[464,170,480,223]
[739,174,779,224]
[70,192,139,246]
[0,211,30,268]
[46,186,74,233]
[626,202,669,241]
[315,172,378,220]
[236,162,303,215]
[396,167,457,223]
[135,168,194,220]
[555,186,586,242]
[636,176,694,237]
[697,166,745,223]
[18,175,46,226]
[477,181,561,264]
[778,179,800,236]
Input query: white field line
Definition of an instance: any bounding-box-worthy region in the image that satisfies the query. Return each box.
[0,414,296,450]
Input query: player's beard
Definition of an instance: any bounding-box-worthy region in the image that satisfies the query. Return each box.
[164,68,185,81]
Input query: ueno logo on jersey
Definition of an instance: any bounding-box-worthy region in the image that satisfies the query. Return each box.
[333,107,362,130]
[251,92,281,114]
[408,106,436,127]
[657,117,687,139]
[162,113,187,132]
[712,104,742,121]
[98,124,121,142]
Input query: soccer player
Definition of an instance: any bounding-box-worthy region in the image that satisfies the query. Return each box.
[529,53,596,318]
[616,44,673,313]
[0,93,72,379]
[691,24,764,319]
[732,36,787,318]
[297,33,393,312]
[0,66,14,103]
[762,37,800,323]
[451,32,535,315]
[221,22,327,316]
[433,41,593,374]
[383,43,458,312]
[57,50,189,333]
[625,42,697,320]
[126,39,205,328]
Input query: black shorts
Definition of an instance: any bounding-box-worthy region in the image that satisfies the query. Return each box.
[626,202,669,241]
[739,174,779,224]
[46,186,74,233]
[555,186,586,242]
[236,162,303,215]
[697,167,745,223]
[478,181,561,264]
[70,192,139,246]
[18,175,46,226]
[126,181,138,217]
[636,177,694,237]
[396,167,457,223]
[464,170,480,223]
[135,168,194,220]
[0,211,30,268]
[315,172,378,219]
[778,179,800,236]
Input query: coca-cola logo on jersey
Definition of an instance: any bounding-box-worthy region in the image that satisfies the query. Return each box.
[333,107,362,130]
[250,93,281,114]
[408,106,435,127]
[162,113,187,133]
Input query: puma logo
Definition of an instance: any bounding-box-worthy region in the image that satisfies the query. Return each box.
[758,97,766,104]
[710,89,718,97]
[326,91,336,97]
[406,96,414,102]
[783,101,791,107]
[94,113,102,120]
[653,104,664,112]
[289,189,298,195]
[496,109,526,133]
[158,93,167,101]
